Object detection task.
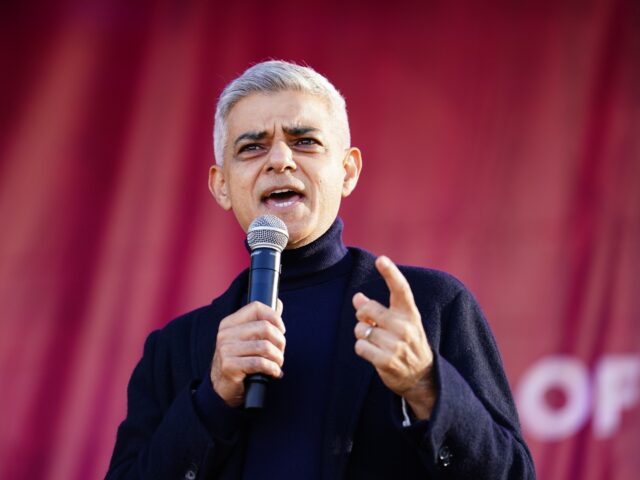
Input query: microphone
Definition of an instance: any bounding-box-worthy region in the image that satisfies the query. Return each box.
[244,215,289,410]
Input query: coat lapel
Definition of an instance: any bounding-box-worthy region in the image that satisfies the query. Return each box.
[320,248,390,480]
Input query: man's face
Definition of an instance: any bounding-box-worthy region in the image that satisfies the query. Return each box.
[209,90,361,249]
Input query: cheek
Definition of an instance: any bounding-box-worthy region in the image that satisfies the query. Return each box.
[226,178,257,223]
[227,170,257,202]
[315,165,345,194]
[316,181,345,212]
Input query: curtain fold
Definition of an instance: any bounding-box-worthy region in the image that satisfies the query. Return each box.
[0,1,638,478]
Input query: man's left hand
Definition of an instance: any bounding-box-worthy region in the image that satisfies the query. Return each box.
[353,256,437,420]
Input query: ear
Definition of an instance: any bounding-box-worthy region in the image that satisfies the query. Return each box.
[341,147,362,197]
[208,165,232,210]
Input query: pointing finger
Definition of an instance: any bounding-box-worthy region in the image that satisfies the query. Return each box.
[375,256,416,314]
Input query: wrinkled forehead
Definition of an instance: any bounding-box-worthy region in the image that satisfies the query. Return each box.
[226,90,335,133]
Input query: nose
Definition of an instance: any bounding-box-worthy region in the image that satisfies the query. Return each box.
[266,141,296,172]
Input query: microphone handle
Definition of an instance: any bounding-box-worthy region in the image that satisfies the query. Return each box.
[244,248,281,410]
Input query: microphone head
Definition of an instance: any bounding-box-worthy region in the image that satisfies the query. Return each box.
[247,215,289,252]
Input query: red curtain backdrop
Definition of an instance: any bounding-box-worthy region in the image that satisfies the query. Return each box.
[1,1,639,478]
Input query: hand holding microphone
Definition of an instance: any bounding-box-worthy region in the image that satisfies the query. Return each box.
[210,215,288,409]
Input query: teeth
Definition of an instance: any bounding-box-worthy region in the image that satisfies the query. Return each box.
[274,200,296,207]
[263,188,302,207]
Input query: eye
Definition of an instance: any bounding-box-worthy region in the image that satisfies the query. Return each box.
[238,143,264,154]
[294,138,322,148]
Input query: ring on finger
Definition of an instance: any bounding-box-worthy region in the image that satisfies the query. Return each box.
[363,325,375,341]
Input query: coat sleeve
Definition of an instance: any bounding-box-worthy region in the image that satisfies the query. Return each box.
[106,329,245,479]
[398,287,536,479]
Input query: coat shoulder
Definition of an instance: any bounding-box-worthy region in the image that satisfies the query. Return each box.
[347,246,467,305]
[399,264,466,304]
[148,268,250,379]
[156,267,249,339]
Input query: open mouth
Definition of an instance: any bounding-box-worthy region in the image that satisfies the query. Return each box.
[262,188,304,208]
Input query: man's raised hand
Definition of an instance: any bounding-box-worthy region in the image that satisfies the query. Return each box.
[353,256,437,419]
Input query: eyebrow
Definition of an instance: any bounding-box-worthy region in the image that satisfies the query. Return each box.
[234,130,267,146]
[233,125,320,146]
[283,126,319,136]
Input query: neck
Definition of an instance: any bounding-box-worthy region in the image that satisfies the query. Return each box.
[279,217,348,284]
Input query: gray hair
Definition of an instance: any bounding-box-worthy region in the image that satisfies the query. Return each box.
[213,60,350,165]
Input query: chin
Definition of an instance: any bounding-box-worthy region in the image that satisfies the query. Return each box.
[283,226,316,249]
[284,232,309,249]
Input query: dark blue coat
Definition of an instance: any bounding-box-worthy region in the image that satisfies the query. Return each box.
[107,248,535,479]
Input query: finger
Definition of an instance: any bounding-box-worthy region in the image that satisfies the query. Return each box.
[275,298,284,317]
[218,320,286,351]
[352,292,369,310]
[354,321,373,341]
[354,337,393,371]
[220,301,286,334]
[231,356,283,379]
[219,339,285,367]
[354,322,400,351]
[354,298,394,328]
[375,256,416,314]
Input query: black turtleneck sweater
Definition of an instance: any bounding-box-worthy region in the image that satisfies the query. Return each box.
[194,218,351,479]
[241,218,351,479]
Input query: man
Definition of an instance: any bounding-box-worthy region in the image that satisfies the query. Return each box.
[107,60,535,479]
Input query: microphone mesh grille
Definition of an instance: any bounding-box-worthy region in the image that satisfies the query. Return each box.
[247,215,289,251]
